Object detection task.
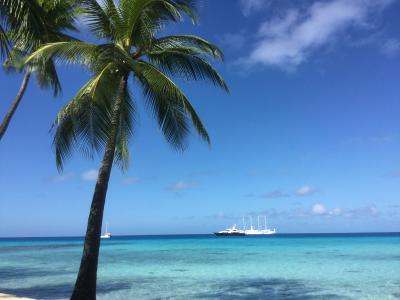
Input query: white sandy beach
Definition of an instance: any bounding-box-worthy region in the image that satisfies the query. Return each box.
[0,294,35,300]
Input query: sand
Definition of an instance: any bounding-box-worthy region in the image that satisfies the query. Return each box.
[0,294,35,300]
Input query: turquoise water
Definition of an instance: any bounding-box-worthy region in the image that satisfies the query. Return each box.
[0,234,400,299]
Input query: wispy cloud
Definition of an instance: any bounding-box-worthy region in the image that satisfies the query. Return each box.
[220,31,247,51]
[187,170,219,178]
[344,134,397,145]
[122,176,140,185]
[80,169,98,181]
[166,180,194,192]
[310,203,378,217]
[241,0,394,70]
[48,173,74,183]
[246,189,290,199]
[240,0,270,17]
[199,203,380,222]
[369,134,396,144]
[296,185,319,197]
[380,38,400,57]
[384,170,400,178]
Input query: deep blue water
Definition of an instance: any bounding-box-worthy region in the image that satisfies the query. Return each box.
[1,233,400,299]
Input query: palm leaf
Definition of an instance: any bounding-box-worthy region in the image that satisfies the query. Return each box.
[0,23,10,58]
[34,58,62,97]
[153,35,224,61]
[114,88,135,170]
[53,63,120,170]
[134,61,210,148]
[147,49,228,91]
[80,0,117,40]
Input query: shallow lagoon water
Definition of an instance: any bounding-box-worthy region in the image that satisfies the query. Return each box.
[0,233,399,299]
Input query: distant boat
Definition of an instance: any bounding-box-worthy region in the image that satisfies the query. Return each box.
[214,224,245,236]
[100,222,112,239]
[244,216,277,235]
[214,216,276,236]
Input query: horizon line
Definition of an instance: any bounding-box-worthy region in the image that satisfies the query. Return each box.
[1,231,400,239]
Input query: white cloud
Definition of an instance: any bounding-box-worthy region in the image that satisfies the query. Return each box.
[81,169,98,181]
[166,180,194,192]
[381,38,400,56]
[240,0,269,17]
[296,185,319,196]
[312,203,328,215]
[244,0,394,69]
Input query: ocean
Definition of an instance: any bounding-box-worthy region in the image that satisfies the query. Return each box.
[0,233,399,299]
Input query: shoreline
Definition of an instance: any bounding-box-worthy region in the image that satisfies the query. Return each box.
[0,294,35,300]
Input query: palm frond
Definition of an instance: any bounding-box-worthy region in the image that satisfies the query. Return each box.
[121,0,197,49]
[147,49,228,91]
[26,42,107,71]
[175,0,199,24]
[0,0,79,52]
[53,63,120,170]
[134,61,210,148]
[40,0,80,33]
[34,58,62,97]
[0,23,10,58]
[0,0,45,51]
[80,0,117,40]
[114,88,135,170]
[3,47,27,72]
[152,35,224,61]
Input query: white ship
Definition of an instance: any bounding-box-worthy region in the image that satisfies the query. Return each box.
[214,216,276,236]
[100,222,112,239]
[244,216,276,235]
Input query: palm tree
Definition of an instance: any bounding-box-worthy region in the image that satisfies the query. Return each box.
[27,0,228,298]
[0,0,78,141]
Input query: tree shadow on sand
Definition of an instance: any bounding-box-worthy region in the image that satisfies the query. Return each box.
[1,277,352,299]
[192,278,350,300]
[0,281,132,299]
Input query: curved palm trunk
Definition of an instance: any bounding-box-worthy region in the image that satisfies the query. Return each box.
[0,71,31,141]
[70,75,128,300]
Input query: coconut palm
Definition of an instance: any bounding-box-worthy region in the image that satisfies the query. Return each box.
[27,0,228,298]
[0,0,78,141]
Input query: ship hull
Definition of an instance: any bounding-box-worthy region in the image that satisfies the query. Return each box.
[214,232,246,236]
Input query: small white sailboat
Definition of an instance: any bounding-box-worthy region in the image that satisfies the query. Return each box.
[100,222,112,239]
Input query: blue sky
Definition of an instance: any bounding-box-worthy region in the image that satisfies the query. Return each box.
[1,0,400,236]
